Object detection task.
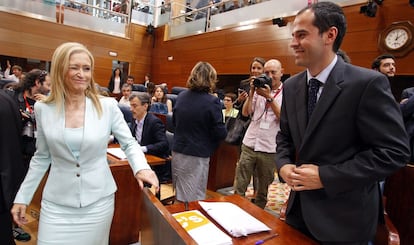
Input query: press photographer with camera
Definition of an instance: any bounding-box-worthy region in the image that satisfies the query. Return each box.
[4,68,51,242]
[233,59,284,209]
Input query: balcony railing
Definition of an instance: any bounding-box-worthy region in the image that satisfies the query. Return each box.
[0,0,365,39]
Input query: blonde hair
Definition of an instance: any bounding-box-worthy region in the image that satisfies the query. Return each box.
[186,61,217,93]
[45,42,102,117]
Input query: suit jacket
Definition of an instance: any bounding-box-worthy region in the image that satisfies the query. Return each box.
[131,112,169,158]
[0,90,26,211]
[400,87,414,136]
[275,58,410,242]
[14,97,151,207]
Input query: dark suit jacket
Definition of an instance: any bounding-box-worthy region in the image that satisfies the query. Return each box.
[0,90,26,211]
[400,87,414,137]
[275,58,410,242]
[131,112,169,158]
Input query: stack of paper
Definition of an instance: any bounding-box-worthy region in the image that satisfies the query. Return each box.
[107,147,127,160]
[199,201,271,237]
[172,210,232,245]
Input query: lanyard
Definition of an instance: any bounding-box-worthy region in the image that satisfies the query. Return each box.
[265,84,283,111]
[23,94,33,114]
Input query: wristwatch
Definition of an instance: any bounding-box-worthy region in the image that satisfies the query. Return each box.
[266,97,274,103]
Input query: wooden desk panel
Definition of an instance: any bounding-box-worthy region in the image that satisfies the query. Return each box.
[165,194,317,245]
[208,142,239,191]
[28,149,166,245]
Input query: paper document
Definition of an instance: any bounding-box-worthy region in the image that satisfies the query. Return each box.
[173,210,232,245]
[107,147,127,159]
[199,201,271,237]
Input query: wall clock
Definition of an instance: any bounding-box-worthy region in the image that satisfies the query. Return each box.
[378,21,414,57]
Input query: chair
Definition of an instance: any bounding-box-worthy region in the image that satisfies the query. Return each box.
[165,113,174,133]
[279,193,400,245]
[118,104,133,128]
[132,84,147,92]
[171,86,187,95]
[166,93,177,108]
[383,164,414,245]
[159,130,175,205]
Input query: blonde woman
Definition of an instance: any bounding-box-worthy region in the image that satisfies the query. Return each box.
[11,42,158,245]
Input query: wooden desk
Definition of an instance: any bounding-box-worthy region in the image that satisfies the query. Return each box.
[107,143,166,166]
[107,145,166,245]
[28,147,166,245]
[141,189,317,245]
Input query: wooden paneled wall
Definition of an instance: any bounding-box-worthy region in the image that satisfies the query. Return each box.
[151,0,414,88]
[0,11,153,88]
[0,0,413,90]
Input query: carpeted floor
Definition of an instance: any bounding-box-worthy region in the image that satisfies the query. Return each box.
[217,172,291,217]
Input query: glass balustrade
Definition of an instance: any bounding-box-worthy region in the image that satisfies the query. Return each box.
[0,0,365,39]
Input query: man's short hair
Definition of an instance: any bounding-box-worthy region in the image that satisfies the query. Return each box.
[371,54,395,70]
[12,65,22,71]
[297,2,347,53]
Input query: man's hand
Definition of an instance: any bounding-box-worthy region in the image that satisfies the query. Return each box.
[290,164,323,191]
[255,84,271,99]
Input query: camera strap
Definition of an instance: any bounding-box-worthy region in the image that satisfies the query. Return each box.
[265,84,283,111]
[23,93,33,114]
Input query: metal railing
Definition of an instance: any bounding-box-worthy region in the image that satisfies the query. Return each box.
[0,0,365,39]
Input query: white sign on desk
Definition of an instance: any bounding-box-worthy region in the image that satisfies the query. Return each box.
[107,147,127,160]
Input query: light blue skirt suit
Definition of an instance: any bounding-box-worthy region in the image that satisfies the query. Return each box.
[14,97,151,245]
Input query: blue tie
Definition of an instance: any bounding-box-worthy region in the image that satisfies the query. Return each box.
[308,78,321,120]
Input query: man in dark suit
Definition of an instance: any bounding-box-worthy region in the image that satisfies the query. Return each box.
[129,93,170,182]
[0,90,26,245]
[400,87,414,162]
[275,2,410,244]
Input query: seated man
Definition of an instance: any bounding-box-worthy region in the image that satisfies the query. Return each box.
[129,93,171,182]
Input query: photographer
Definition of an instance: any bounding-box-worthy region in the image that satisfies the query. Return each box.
[233,59,284,209]
[4,69,50,241]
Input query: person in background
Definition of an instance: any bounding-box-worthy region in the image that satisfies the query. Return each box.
[371,53,396,78]
[5,69,51,242]
[11,42,158,245]
[234,59,283,209]
[172,61,227,202]
[107,67,124,100]
[233,57,266,202]
[118,83,132,107]
[222,92,238,122]
[151,85,173,114]
[276,2,409,243]
[3,60,23,83]
[143,73,151,87]
[146,81,155,97]
[400,87,414,162]
[126,75,135,86]
[0,90,27,245]
[5,69,51,166]
[129,93,171,182]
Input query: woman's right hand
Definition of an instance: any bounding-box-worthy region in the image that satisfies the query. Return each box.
[11,203,29,226]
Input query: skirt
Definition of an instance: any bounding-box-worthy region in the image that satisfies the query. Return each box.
[37,194,114,245]
[172,151,210,202]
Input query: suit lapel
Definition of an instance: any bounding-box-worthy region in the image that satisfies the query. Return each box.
[300,59,345,148]
[294,72,308,142]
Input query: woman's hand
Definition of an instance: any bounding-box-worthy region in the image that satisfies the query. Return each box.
[135,169,160,192]
[11,204,29,226]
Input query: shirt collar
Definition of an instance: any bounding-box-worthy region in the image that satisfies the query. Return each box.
[307,55,338,85]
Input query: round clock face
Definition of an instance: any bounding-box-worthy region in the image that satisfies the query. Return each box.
[385,28,410,50]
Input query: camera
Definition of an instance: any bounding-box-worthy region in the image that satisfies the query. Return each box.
[253,74,272,88]
[22,121,34,138]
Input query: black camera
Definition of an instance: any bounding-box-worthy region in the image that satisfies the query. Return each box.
[253,74,272,88]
